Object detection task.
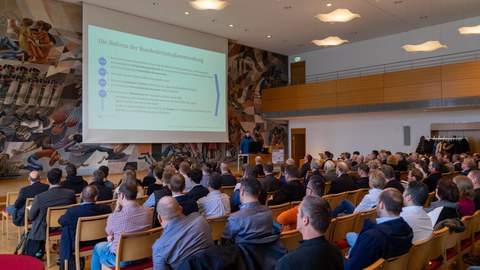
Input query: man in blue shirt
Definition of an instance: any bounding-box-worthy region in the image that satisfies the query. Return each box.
[239,131,254,163]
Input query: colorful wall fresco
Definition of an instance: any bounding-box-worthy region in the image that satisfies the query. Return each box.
[0,0,288,179]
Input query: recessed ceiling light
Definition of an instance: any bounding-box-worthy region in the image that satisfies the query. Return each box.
[326,3,332,7]
[153,2,159,5]
[244,28,249,31]
[229,24,234,28]
[211,19,217,22]
[394,1,403,4]
[284,6,292,9]
[267,35,272,38]
[189,0,228,10]
[184,11,190,15]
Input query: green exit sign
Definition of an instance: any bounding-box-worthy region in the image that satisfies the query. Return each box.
[294,56,301,62]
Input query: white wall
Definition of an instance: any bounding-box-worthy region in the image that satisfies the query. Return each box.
[291,16,480,76]
[288,109,480,158]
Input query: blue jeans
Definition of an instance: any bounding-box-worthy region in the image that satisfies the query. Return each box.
[6,205,16,216]
[91,241,143,270]
[332,199,355,217]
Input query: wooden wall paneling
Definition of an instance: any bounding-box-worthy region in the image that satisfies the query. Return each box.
[295,80,337,109]
[262,85,298,112]
[336,74,384,106]
[384,66,441,103]
[442,61,480,81]
[442,61,480,99]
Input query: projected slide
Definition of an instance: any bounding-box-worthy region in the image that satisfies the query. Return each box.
[87,25,226,132]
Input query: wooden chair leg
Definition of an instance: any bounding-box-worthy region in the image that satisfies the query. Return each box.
[6,216,10,240]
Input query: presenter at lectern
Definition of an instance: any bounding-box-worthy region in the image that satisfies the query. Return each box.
[239,131,254,163]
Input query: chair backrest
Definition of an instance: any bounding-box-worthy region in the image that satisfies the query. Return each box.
[135,195,149,205]
[423,191,435,208]
[279,229,303,252]
[326,192,346,210]
[6,192,19,206]
[458,214,475,247]
[407,235,433,270]
[331,212,359,244]
[290,201,301,208]
[24,198,35,232]
[346,189,360,205]
[206,215,229,241]
[97,199,117,212]
[363,258,385,270]
[428,227,449,262]
[355,188,370,206]
[324,182,331,196]
[441,172,455,181]
[75,213,110,255]
[399,171,408,181]
[269,202,291,221]
[383,251,410,270]
[473,210,480,236]
[324,217,337,243]
[75,193,81,203]
[116,227,163,266]
[221,186,236,197]
[46,204,75,230]
[354,207,377,233]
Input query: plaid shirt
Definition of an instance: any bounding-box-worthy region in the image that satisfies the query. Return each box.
[106,203,153,253]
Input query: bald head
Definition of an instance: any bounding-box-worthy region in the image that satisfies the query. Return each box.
[337,162,348,174]
[157,196,182,221]
[28,171,40,182]
[81,185,99,203]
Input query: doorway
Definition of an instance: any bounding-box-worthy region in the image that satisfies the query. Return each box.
[290,61,305,85]
[291,128,306,167]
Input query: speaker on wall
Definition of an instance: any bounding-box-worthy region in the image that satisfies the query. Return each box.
[403,126,411,146]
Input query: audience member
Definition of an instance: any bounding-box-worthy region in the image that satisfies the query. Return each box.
[277,175,325,230]
[230,164,267,212]
[146,166,165,195]
[352,163,369,189]
[186,168,209,201]
[27,168,77,258]
[300,154,312,179]
[452,154,462,172]
[255,156,265,176]
[345,188,413,270]
[222,177,272,243]
[321,151,334,170]
[400,181,433,242]
[114,171,144,199]
[178,161,193,192]
[91,183,153,270]
[278,164,287,185]
[396,152,408,171]
[61,164,88,194]
[462,158,478,176]
[58,186,112,265]
[423,160,442,192]
[425,179,459,226]
[7,171,48,226]
[381,165,404,193]
[305,160,324,187]
[268,166,306,206]
[276,196,343,270]
[220,162,237,186]
[152,196,214,269]
[407,168,424,182]
[329,162,357,194]
[323,160,337,183]
[453,175,475,217]
[261,162,280,192]
[141,165,156,187]
[98,165,115,190]
[89,169,113,201]
[197,172,230,217]
[468,170,480,210]
[200,162,212,188]
[143,168,174,208]
[170,173,198,216]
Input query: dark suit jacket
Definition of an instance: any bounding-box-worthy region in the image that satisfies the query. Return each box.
[221,173,237,186]
[261,174,280,192]
[89,181,113,201]
[384,179,405,193]
[268,179,306,206]
[61,175,88,194]
[175,195,199,216]
[454,162,462,172]
[186,185,209,201]
[12,181,49,226]
[58,203,112,260]
[28,187,77,241]
[423,172,442,192]
[255,164,265,176]
[300,161,311,179]
[329,174,357,194]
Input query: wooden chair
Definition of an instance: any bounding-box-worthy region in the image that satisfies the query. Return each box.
[325,192,346,210]
[1,192,19,239]
[206,215,229,241]
[290,201,301,208]
[46,204,76,267]
[363,258,385,270]
[330,212,359,253]
[75,193,81,203]
[23,198,34,238]
[279,229,302,252]
[383,252,410,270]
[428,227,449,270]
[399,171,408,181]
[356,188,370,206]
[441,172,455,181]
[268,202,291,221]
[353,207,376,233]
[443,227,461,269]
[423,191,435,208]
[324,182,331,195]
[101,227,163,270]
[407,235,433,270]
[135,195,149,205]
[221,186,236,197]
[72,213,110,270]
[324,217,337,243]
[458,214,475,269]
[346,189,360,205]
[97,199,117,212]
[472,210,480,253]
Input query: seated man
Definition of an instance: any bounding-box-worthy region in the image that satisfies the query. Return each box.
[89,169,113,201]
[345,188,413,270]
[197,172,230,217]
[7,170,48,226]
[276,196,343,270]
[329,162,357,194]
[61,164,88,194]
[277,175,325,230]
[27,168,77,258]
[261,162,280,192]
[146,166,165,196]
[186,168,209,201]
[58,186,112,266]
[255,156,265,176]
[305,160,324,187]
[268,166,306,206]
[222,177,273,243]
[98,165,115,190]
[400,180,433,242]
[91,183,153,270]
[381,165,404,193]
[143,168,174,208]
[170,173,198,216]
[220,162,237,186]
[153,196,214,268]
